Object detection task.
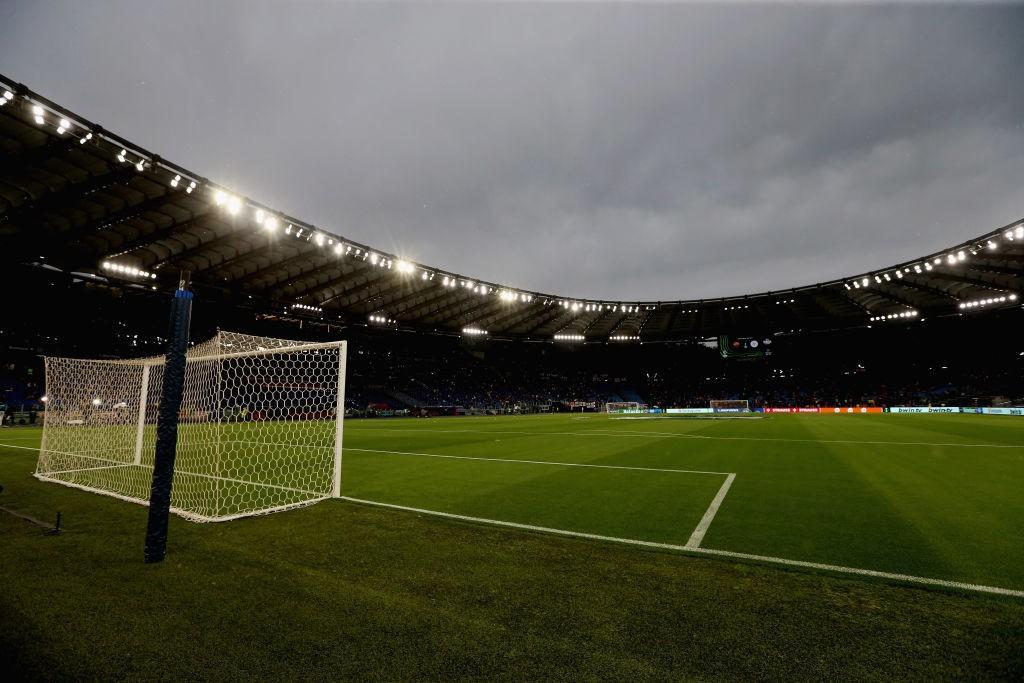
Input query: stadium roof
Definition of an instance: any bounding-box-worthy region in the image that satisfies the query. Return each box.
[2,74,1022,343]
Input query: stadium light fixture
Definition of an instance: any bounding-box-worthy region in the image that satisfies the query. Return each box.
[226,196,241,215]
[462,327,488,336]
[861,277,869,287]
[553,333,585,341]
[57,118,70,135]
[0,90,13,106]
[396,260,414,274]
[79,132,93,145]
[291,303,322,313]
[314,234,325,246]
[1016,225,1024,239]
[32,105,44,125]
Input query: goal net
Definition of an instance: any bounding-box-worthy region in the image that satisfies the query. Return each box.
[606,401,646,413]
[710,399,750,413]
[35,331,347,522]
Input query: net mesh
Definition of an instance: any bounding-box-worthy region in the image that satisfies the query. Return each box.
[35,332,347,522]
[606,402,644,413]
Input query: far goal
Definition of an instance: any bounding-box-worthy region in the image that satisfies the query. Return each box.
[710,399,750,413]
[606,401,647,413]
[35,331,347,522]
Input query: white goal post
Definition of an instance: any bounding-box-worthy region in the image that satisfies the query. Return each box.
[710,399,750,413]
[606,401,646,413]
[35,331,347,522]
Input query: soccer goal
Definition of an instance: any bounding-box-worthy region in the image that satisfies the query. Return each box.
[710,399,750,413]
[35,331,347,522]
[606,401,646,413]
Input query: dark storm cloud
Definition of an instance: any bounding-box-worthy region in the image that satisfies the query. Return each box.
[2,1,1022,300]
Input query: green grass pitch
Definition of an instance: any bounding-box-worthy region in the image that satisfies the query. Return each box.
[3,413,1024,678]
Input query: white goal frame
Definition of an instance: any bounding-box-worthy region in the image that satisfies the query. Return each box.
[606,401,646,413]
[35,331,347,522]
[710,399,750,413]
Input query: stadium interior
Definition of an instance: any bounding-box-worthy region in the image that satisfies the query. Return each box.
[2,72,1024,679]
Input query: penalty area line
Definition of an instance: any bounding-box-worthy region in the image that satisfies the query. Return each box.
[686,472,736,549]
[339,496,1024,599]
[346,447,731,476]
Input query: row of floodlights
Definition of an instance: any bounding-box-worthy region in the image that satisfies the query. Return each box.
[724,304,749,311]
[868,310,919,322]
[101,261,157,279]
[291,303,322,313]
[553,333,586,341]
[959,294,1017,310]
[846,228,1023,290]
[4,95,532,306]
[22,88,1019,318]
[462,327,488,336]
[559,301,647,313]
[368,314,394,324]
[775,299,796,305]
[609,335,641,341]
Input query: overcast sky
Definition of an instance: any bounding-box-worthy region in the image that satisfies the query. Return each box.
[2,1,1022,300]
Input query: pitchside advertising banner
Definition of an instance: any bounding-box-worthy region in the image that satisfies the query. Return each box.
[763,407,885,413]
[614,406,1023,415]
[764,406,1023,415]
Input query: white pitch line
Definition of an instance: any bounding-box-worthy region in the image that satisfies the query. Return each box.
[686,473,736,548]
[346,447,731,476]
[344,426,1024,449]
[339,495,1024,599]
[0,442,46,452]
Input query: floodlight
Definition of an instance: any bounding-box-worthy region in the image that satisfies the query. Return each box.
[1016,226,1024,239]
[396,260,414,273]
[333,243,343,254]
[314,234,325,246]
[226,196,241,215]
[214,190,227,205]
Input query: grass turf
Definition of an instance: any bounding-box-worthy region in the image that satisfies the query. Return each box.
[2,413,1023,678]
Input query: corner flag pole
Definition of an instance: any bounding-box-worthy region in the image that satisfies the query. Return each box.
[144,272,193,563]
